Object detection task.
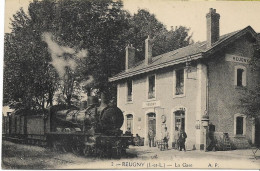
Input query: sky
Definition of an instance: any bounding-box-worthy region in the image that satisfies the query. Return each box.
[2,0,260,42]
[123,0,260,41]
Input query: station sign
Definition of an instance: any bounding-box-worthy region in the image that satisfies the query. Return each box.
[142,100,160,108]
[225,54,250,64]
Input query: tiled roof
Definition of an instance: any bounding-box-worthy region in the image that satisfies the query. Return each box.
[109,26,256,82]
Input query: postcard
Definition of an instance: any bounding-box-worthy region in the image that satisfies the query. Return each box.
[1,0,260,169]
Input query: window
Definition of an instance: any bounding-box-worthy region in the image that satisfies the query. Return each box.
[236,117,243,135]
[126,114,133,133]
[234,66,246,87]
[237,69,243,86]
[234,114,246,136]
[148,75,155,99]
[175,69,184,95]
[127,80,132,102]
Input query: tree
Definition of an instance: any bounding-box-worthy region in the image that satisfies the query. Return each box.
[240,44,260,119]
[127,9,165,61]
[3,3,59,110]
[153,26,193,56]
[51,0,132,100]
[127,9,193,61]
[241,86,260,119]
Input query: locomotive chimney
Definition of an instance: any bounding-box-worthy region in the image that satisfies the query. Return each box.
[206,8,220,47]
[99,92,108,111]
[80,101,88,109]
[87,96,98,107]
[100,92,108,109]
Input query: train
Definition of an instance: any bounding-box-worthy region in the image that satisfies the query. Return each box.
[2,96,132,158]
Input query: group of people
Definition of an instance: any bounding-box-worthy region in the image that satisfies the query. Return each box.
[148,126,187,151]
[174,126,187,151]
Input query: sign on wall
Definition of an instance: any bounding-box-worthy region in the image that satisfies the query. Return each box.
[225,54,250,64]
[142,100,160,108]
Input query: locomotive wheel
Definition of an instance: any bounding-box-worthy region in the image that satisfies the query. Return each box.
[112,146,122,159]
[83,146,91,157]
[52,141,60,152]
[83,145,96,157]
[83,147,88,156]
[61,146,69,153]
[96,147,105,158]
[71,135,83,155]
[121,148,126,156]
[71,145,82,155]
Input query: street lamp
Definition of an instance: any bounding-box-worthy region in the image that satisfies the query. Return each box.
[201,111,209,152]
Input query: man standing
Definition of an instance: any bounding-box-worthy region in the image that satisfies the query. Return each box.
[179,128,187,151]
[148,127,155,147]
[162,127,170,150]
[174,127,180,150]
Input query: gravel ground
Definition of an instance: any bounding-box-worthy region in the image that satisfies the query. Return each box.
[1,140,260,169]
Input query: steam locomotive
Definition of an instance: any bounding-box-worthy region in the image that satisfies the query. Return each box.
[2,96,132,158]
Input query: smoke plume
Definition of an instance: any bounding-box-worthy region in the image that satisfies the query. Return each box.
[41,32,88,79]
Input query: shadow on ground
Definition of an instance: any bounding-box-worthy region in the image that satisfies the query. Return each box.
[1,141,141,169]
[2,141,58,169]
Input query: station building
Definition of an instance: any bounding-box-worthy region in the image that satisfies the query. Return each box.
[109,8,260,150]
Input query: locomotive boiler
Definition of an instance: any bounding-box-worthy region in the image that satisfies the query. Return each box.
[3,96,132,158]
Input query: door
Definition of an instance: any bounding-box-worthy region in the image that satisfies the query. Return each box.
[148,113,156,139]
[126,114,133,133]
[175,110,185,132]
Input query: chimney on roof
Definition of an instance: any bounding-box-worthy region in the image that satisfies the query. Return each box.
[145,35,153,65]
[125,44,135,70]
[206,8,220,47]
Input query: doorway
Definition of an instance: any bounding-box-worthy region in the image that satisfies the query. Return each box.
[147,113,156,143]
[174,110,185,132]
[126,114,133,133]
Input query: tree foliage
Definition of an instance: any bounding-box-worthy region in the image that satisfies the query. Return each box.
[241,86,260,119]
[4,6,59,110]
[4,0,193,109]
[40,0,132,101]
[153,26,193,56]
[127,9,193,61]
[240,43,260,119]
